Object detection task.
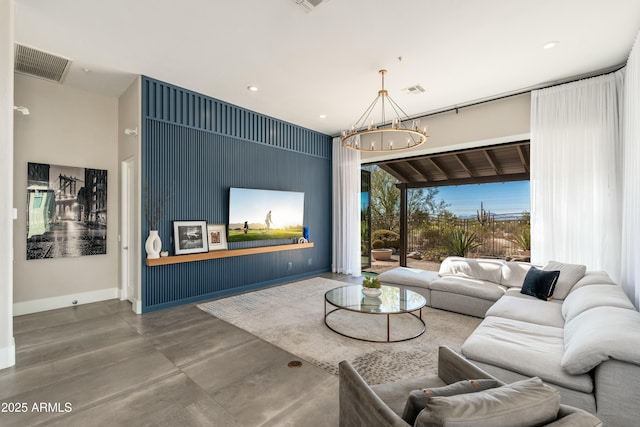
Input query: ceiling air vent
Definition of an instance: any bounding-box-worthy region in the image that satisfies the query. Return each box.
[292,0,328,13]
[403,84,426,95]
[14,43,71,83]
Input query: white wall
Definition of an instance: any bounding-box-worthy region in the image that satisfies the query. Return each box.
[361,93,531,163]
[117,77,142,313]
[0,0,16,370]
[13,74,119,315]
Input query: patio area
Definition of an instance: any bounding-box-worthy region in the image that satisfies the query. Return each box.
[364,255,441,275]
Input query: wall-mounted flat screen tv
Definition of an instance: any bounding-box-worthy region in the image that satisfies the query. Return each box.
[228,187,304,242]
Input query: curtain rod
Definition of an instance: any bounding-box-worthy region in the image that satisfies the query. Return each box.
[333,62,626,138]
[409,63,626,120]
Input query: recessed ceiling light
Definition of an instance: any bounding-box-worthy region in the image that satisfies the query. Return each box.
[82,68,90,73]
[247,85,258,92]
[319,114,327,119]
[543,41,559,49]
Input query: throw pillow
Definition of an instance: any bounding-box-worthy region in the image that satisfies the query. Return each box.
[542,260,587,299]
[521,266,560,301]
[401,379,499,425]
[415,377,560,427]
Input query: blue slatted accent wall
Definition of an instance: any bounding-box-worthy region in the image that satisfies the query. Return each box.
[141,76,333,312]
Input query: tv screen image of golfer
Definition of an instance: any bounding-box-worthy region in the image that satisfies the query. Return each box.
[228,187,304,242]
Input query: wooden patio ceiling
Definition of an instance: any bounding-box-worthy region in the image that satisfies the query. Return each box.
[372,141,530,188]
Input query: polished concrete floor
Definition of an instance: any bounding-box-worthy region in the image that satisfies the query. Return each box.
[0,273,361,427]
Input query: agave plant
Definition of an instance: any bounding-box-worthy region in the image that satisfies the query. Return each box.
[510,228,531,251]
[362,275,381,289]
[446,229,481,257]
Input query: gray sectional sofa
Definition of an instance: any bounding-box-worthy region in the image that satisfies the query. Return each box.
[378,257,640,426]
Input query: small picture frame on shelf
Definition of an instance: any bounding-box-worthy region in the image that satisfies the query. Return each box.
[172,220,209,255]
[207,224,228,251]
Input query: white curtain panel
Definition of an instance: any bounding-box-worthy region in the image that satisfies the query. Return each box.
[621,31,640,309]
[530,72,624,279]
[332,137,361,276]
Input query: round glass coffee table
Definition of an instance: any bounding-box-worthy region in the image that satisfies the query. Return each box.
[324,284,426,343]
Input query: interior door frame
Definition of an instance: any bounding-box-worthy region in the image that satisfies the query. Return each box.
[120,157,135,302]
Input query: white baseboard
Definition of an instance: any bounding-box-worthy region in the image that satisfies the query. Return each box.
[118,291,141,314]
[13,288,119,316]
[0,337,16,369]
[132,298,142,314]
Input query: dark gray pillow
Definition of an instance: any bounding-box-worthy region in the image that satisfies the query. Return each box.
[401,379,499,425]
[521,266,560,301]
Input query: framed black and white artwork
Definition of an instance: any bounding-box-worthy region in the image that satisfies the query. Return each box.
[172,220,208,255]
[27,162,107,260]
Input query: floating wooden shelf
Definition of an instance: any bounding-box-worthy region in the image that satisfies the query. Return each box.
[145,242,314,266]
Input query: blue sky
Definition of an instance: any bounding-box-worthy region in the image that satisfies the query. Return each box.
[430,181,530,216]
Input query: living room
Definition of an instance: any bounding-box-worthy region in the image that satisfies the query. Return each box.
[2,1,640,426]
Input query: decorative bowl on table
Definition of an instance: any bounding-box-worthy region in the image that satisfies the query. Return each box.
[362,287,382,298]
[361,275,382,298]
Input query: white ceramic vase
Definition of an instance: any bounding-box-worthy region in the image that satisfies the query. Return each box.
[145,230,162,259]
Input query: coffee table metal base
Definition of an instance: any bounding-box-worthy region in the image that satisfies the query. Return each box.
[324,301,426,343]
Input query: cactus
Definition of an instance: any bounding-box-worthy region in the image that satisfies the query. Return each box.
[476,202,493,227]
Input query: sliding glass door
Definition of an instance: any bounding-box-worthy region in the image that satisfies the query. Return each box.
[361,169,371,269]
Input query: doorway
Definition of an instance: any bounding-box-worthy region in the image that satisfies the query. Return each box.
[120,157,135,304]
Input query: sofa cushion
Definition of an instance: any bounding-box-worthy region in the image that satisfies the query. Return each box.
[414,377,560,427]
[562,284,636,322]
[402,379,500,425]
[548,411,603,427]
[466,360,598,414]
[462,316,593,393]
[439,257,504,284]
[504,287,525,297]
[542,261,586,300]
[429,291,496,318]
[562,306,640,375]
[570,271,616,292]
[486,295,565,328]
[429,276,508,302]
[501,261,533,287]
[521,267,560,300]
[378,267,439,290]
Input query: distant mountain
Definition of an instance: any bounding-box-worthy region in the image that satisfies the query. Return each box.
[456,212,528,221]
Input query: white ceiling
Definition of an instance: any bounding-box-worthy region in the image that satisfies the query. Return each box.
[14,0,640,136]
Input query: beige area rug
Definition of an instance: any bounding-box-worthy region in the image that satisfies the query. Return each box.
[197,277,481,384]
